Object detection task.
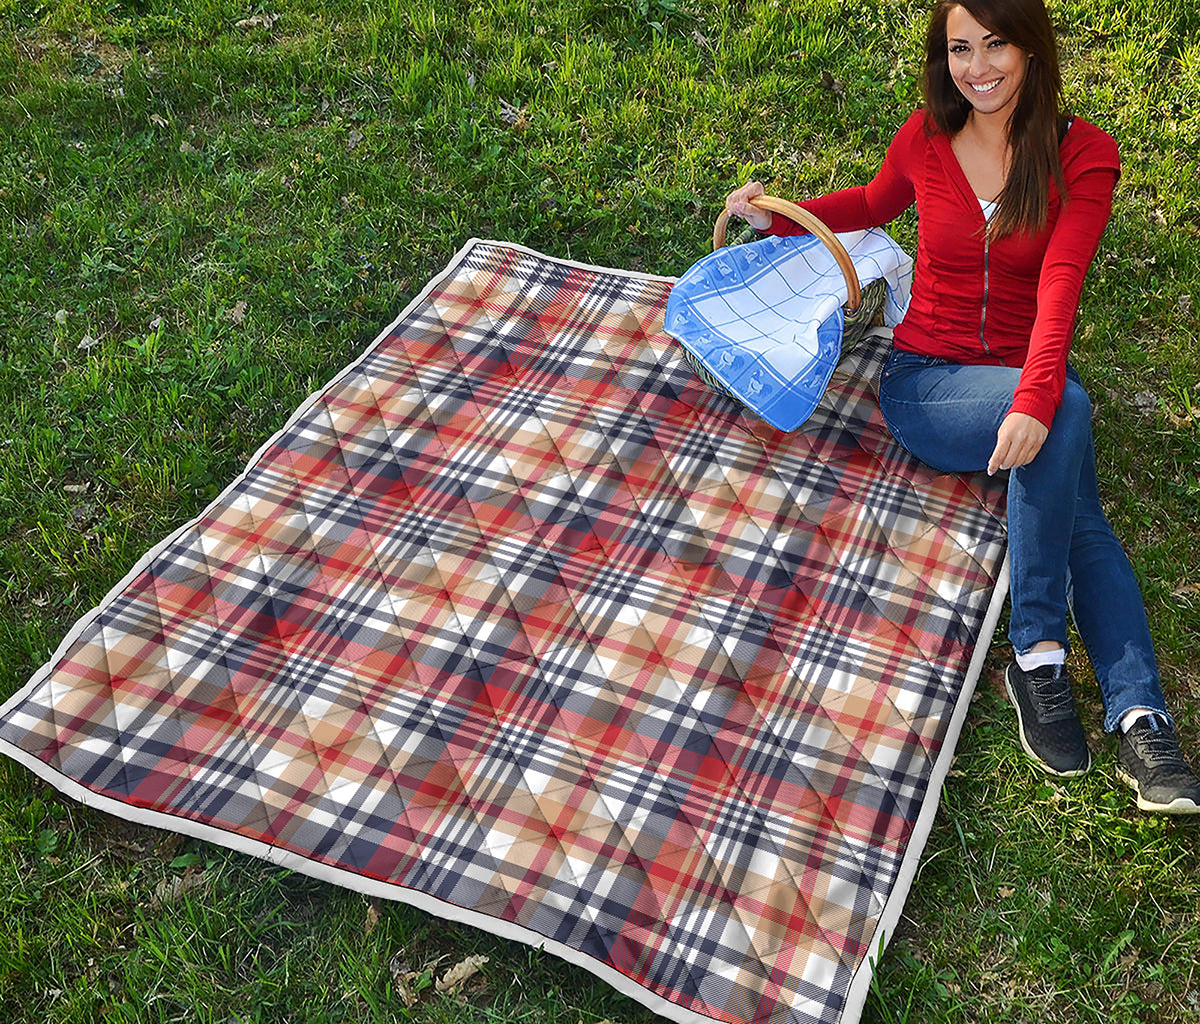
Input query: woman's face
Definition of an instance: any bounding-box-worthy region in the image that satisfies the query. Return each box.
[945,5,1030,120]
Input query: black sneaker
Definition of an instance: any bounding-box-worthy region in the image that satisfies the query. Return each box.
[1116,716,1200,815]
[1004,662,1092,777]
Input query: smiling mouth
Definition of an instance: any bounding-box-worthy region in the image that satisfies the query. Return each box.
[970,80,1001,93]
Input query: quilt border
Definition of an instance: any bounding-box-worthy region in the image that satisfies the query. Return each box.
[840,554,1009,1022]
[0,237,1010,1024]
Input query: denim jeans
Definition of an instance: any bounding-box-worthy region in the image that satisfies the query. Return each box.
[878,347,1168,732]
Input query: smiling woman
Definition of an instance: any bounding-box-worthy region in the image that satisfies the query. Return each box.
[924,0,1065,238]
[946,12,1029,117]
[725,0,1200,815]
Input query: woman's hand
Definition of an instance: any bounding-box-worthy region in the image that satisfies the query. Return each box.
[725,181,772,231]
[987,412,1049,475]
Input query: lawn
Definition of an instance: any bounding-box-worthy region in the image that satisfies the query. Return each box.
[1,0,1199,1021]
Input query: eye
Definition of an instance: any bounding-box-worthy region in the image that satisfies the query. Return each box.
[987,38,1009,49]
[948,43,969,54]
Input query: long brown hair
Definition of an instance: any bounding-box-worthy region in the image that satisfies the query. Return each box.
[923,0,1068,238]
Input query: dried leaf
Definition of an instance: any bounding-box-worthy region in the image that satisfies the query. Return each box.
[818,71,845,95]
[1132,390,1157,413]
[498,98,528,127]
[997,886,1016,899]
[236,12,279,30]
[347,128,364,151]
[364,898,382,935]
[78,333,100,351]
[436,953,489,993]
[63,483,88,494]
[389,953,423,1008]
[227,300,248,325]
[151,868,208,908]
[179,140,197,154]
[55,308,69,325]
[149,113,168,128]
[108,837,151,861]
[394,976,419,1007]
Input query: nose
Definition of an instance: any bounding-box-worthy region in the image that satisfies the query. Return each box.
[969,48,989,75]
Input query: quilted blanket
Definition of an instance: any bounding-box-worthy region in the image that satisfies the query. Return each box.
[0,240,1008,1024]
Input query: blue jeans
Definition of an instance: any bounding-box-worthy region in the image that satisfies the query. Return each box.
[879,348,1168,732]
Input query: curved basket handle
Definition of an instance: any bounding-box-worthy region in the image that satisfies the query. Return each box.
[713,195,861,312]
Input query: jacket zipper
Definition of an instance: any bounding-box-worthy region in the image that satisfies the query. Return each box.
[979,228,992,357]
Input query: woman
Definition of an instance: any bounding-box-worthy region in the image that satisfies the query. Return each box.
[725,0,1199,813]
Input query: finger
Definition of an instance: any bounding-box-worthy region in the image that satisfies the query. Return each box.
[739,182,764,206]
[727,192,755,218]
[987,439,1007,476]
[729,201,754,222]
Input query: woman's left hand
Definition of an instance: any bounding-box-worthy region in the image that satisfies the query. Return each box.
[987,412,1049,475]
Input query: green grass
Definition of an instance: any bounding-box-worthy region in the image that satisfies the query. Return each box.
[2,0,1199,1021]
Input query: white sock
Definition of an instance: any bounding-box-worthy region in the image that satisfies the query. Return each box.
[1015,648,1066,673]
[1120,710,1165,733]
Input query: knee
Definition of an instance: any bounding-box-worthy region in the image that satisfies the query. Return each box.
[1048,381,1092,445]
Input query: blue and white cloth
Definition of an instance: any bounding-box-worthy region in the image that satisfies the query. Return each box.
[665,229,914,431]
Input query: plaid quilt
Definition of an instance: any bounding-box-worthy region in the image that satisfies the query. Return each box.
[0,241,1008,1024]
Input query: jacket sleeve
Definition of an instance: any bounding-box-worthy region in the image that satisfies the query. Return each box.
[766,112,921,236]
[1008,132,1121,427]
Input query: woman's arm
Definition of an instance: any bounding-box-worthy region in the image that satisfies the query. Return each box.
[775,153,916,235]
[1007,164,1119,427]
[726,112,922,235]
